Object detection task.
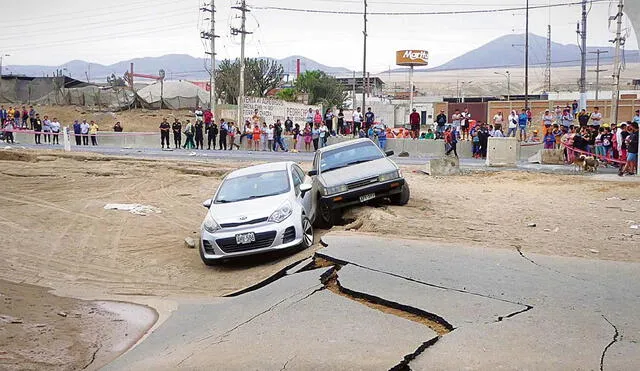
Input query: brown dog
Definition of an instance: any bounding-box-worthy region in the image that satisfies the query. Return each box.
[573,155,587,172]
[584,156,599,172]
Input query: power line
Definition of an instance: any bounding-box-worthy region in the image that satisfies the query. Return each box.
[252,0,608,16]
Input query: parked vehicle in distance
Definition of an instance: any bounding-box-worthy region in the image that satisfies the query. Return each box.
[308,138,410,227]
[199,162,315,266]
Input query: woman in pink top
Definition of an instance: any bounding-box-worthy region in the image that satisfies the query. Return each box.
[313,109,322,126]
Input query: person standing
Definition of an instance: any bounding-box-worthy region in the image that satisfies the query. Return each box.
[460,108,471,141]
[260,122,268,151]
[477,123,490,159]
[506,110,518,137]
[28,106,37,129]
[274,121,287,152]
[0,106,6,123]
[319,121,328,148]
[352,107,362,137]
[561,109,574,129]
[436,109,447,136]
[183,120,196,149]
[445,127,458,157]
[291,123,300,153]
[21,106,29,129]
[252,122,261,151]
[305,108,314,129]
[218,119,228,150]
[409,108,420,139]
[50,118,61,145]
[80,120,90,145]
[364,107,375,132]
[113,121,123,132]
[374,120,387,149]
[171,118,182,149]
[14,107,21,128]
[206,120,218,150]
[303,123,312,151]
[204,109,213,128]
[251,109,261,127]
[633,110,640,125]
[518,109,529,142]
[89,121,99,145]
[160,118,171,149]
[3,119,14,144]
[228,122,240,150]
[619,122,638,176]
[266,123,274,151]
[571,100,579,116]
[325,108,334,134]
[194,120,204,149]
[194,106,204,123]
[590,107,602,127]
[73,120,82,145]
[42,115,51,144]
[337,109,345,135]
[32,114,42,144]
[577,109,590,127]
[542,110,554,129]
[284,116,294,134]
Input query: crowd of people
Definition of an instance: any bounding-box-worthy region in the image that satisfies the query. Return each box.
[1,105,63,145]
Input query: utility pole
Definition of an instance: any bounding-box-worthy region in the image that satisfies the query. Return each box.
[352,71,357,109]
[578,0,588,110]
[231,0,251,125]
[524,0,529,109]
[544,24,552,93]
[589,49,608,101]
[610,0,624,126]
[362,0,367,114]
[201,2,219,116]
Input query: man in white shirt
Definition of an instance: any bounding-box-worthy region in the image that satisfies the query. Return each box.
[80,119,90,145]
[542,110,554,128]
[50,118,61,145]
[194,106,204,122]
[492,112,504,132]
[590,107,602,127]
[352,107,362,137]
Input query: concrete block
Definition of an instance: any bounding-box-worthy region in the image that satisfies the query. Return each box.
[528,149,565,165]
[486,137,518,167]
[424,156,461,176]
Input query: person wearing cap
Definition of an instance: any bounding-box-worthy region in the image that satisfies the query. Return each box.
[435,109,447,136]
[633,110,640,125]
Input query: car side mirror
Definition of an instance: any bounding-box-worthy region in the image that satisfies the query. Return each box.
[202,199,212,208]
[308,169,318,176]
[385,150,394,157]
[299,183,312,197]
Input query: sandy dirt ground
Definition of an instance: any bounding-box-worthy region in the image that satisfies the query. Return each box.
[1,149,639,368]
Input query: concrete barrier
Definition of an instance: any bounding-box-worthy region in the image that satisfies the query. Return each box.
[486,137,518,167]
[10,130,540,162]
[424,157,461,176]
[528,149,565,164]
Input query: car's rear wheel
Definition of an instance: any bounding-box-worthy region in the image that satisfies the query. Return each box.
[300,217,314,249]
[199,238,221,266]
[390,183,410,206]
[317,200,341,228]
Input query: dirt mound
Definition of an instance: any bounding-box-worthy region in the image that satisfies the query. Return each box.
[0,149,38,162]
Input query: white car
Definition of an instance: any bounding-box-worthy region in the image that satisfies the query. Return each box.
[199,162,315,265]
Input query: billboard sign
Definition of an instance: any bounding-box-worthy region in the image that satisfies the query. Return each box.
[396,50,429,66]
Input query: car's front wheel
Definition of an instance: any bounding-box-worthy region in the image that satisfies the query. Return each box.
[300,217,314,249]
[317,200,341,228]
[390,183,410,206]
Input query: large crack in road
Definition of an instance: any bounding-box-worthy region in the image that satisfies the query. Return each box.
[600,315,620,371]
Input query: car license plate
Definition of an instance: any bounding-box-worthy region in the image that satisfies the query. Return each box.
[235,232,255,245]
[359,193,375,203]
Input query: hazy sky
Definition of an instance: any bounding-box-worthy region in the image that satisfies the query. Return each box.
[0,0,637,72]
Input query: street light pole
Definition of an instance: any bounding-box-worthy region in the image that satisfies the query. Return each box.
[494,71,511,101]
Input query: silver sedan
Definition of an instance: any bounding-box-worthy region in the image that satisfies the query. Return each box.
[199,161,315,265]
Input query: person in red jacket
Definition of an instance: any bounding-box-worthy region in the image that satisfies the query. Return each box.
[409,108,420,139]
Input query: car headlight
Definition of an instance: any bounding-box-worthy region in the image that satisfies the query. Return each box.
[378,170,400,182]
[203,213,221,233]
[268,201,293,223]
[322,184,348,196]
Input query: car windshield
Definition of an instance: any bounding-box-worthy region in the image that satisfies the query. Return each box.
[215,170,290,203]
[320,141,384,173]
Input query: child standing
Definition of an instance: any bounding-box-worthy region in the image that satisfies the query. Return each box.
[471,128,480,158]
[543,129,555,150]
[303,123,312,152]
[291,123,300,153]
[594,127,605,158]
[253,123,261,151]
[552,124,563,149]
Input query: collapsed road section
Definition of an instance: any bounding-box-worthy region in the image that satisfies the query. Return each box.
[105,232,640,370]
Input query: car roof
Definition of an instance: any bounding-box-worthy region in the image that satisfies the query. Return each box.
[226,161,293,179]
[316,138,375,153]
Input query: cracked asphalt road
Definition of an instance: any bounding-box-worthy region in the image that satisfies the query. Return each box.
[105,232,640,370]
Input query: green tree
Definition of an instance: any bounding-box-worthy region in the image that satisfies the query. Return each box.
[275,87,297,102]
[294,70,346,108]
[214,58,284,104]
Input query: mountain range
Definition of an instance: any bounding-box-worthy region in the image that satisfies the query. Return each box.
[5,33,638,82]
